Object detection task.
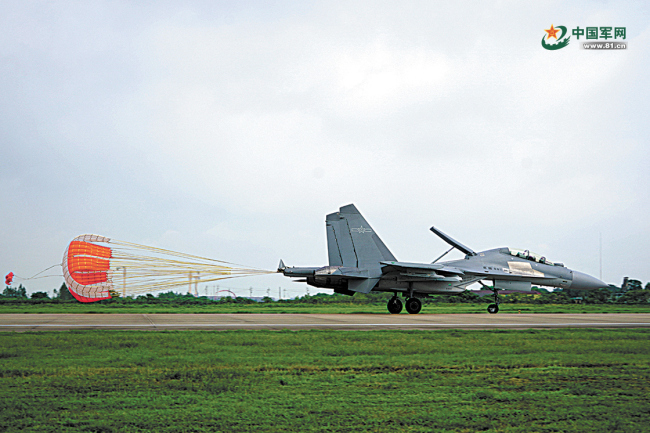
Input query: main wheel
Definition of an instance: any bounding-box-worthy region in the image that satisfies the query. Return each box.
[387,297,403,314]
[487,303,499,314]
[405,297,422,314]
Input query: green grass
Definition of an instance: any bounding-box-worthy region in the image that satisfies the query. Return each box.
[1,302,650,314]
[1,329,649,432]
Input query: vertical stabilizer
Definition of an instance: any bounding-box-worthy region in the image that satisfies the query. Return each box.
[325,204,396,268]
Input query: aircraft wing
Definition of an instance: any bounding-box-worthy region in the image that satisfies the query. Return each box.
[380,261,463,274]
[379,261,465,282]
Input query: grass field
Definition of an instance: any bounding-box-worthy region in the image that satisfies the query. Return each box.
[1,329,649,432]
[2,302,650,315]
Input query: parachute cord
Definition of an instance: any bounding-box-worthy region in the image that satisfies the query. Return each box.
[62,235,277,299]
[19,274,64,280]
[13,264,62,281]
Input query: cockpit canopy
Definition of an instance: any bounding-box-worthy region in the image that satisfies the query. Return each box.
[507,248,564,267]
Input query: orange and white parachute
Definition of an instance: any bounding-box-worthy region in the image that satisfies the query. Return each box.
[62,234,273,302]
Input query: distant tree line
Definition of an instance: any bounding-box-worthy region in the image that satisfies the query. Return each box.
[2,277,649,305]
[1,283,68,303]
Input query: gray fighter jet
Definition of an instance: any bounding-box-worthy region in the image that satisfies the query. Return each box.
[278,204,608,314]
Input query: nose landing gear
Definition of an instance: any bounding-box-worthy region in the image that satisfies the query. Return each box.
[487,288,500,314]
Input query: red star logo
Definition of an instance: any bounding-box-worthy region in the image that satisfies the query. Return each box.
[545,24,560,40]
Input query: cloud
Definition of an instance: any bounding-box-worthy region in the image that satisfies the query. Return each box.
[1,1,648,295]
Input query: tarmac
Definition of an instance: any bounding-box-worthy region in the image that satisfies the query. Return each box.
[1,313,650,331]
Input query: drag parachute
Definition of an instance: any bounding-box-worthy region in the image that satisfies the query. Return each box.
[62,234,273,302]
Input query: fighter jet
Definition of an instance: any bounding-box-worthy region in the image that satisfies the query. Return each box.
[278,204,608,314]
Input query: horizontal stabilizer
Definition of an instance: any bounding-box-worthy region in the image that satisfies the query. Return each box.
[430,226,476,256]
[314,266,377,279]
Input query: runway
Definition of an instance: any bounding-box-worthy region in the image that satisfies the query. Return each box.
[1,313,650,331]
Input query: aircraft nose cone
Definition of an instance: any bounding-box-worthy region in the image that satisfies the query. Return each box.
[571,271,608,290]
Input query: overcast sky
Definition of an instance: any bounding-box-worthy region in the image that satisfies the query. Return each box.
[1,1,648,298]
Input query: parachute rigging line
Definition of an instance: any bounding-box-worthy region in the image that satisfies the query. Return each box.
[62,234,274,302]
[5,265,62,284]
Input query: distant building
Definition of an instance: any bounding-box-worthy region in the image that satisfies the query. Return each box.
[621,277,642,292]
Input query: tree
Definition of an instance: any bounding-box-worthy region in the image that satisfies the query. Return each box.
[57,283,75,300]
[456,290,481,303]
[617,289,650,304]
[31,291,50,299]
[2,284,27,298]
[583,288,612,304]
[626,279,643,291]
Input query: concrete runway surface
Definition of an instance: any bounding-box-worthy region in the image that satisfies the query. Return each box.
[1,313,650,331]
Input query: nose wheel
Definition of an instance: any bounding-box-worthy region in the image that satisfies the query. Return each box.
[387,296,403,314]
[487,288,500,314]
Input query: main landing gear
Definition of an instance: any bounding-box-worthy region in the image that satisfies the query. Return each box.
[387,295,422,314]
[387,295,402,314]
[405,297,422,314]
[487,288,500,314]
